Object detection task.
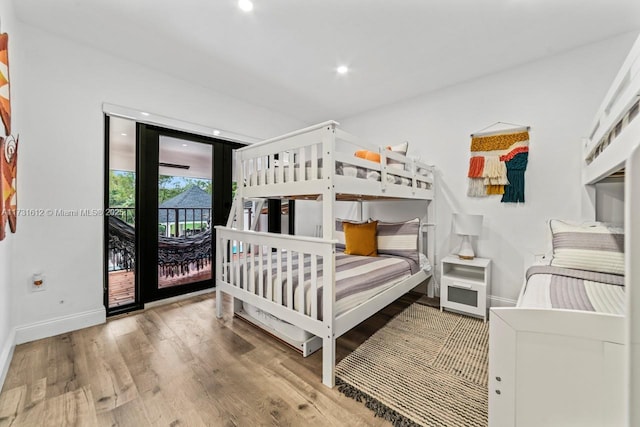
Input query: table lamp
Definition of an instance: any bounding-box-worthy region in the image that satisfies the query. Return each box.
[453,213,483,260]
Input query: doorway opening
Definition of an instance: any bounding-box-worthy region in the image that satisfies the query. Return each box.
[104,115,241,316]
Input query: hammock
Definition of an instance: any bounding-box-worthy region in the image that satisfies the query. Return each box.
[108,216,212,278]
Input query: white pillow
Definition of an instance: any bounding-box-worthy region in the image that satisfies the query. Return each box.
[385,141,409,170]
[376,218,421,272]
[387,141,408,154]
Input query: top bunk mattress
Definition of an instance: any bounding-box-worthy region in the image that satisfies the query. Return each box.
[248,161,433,189]
[518,265,625,315]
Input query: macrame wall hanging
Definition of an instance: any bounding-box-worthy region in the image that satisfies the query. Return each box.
[467,123,529,203]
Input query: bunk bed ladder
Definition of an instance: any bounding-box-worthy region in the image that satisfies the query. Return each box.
[250,199,266,231]
[226,197,239,228]
[226,196,265,231]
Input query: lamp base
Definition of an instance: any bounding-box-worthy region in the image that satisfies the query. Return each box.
[458,235,475,260]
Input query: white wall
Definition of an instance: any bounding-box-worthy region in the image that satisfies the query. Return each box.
[9,22,305,341]
[596,180,625,224]
[338,33,638,303]
[0,0,16,390]
[0,231,13,388]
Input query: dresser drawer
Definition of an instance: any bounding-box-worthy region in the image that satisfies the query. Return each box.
[441,277,486,317]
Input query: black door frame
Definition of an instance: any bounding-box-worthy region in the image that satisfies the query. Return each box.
[104,115,243,315]
[137,124,242,303]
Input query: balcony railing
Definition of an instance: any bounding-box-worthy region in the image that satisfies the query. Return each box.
[108,207,213,237]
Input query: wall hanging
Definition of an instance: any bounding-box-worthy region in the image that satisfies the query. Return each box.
[467,122,529,203]
[1,135,17,237]
[0,32,17,241]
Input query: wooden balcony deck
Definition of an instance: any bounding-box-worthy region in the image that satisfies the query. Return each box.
[108,265,212,308]
[108,270,136,308]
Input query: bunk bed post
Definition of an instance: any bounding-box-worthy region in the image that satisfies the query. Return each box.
[232,152,246,315]
[215,231,224,318]
[321,123,336,240]
[426,174,437,297]
[626,144,640,426]
[321,243,336,387]
[321,123,337,387]
[217,151,246,318]
[235,152,245,230]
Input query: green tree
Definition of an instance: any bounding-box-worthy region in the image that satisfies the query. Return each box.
[158,175,184,203]
[109,171,135,207]
[111,171,215,206]
[158,177,213,203]
[182,178,212,194]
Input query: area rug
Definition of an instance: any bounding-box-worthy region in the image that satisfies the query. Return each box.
[336,304,489,427]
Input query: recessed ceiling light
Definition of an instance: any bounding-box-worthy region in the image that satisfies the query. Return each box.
[182,143,188,147]
[238,0,253,12]
[121,133,127,136]
[336,65,349,75]
[140,112,150,116]
[213,130,221,136]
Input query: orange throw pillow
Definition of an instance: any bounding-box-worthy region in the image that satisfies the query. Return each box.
[343,221,378,257]
[354,149,381,163]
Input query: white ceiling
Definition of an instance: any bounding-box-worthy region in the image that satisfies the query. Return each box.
[15,0,640,123]
[109,117,213,179]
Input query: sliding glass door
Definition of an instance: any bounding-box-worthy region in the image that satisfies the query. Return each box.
[105,117,241,315]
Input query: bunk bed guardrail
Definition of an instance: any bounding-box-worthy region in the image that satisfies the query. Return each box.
[215,227,336,338]
[583,35,640,184]
[237,121,435,200]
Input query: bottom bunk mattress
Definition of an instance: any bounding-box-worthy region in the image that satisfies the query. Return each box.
[230,251,419,319]
[518,265,625,315]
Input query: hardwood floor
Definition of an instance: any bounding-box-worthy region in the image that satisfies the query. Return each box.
[0,292,421,426]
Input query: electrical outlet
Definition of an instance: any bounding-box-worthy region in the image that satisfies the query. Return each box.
[32,274,46,292]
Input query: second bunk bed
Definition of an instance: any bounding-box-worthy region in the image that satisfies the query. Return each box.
[489,34,640,427]
[215,121,435,387]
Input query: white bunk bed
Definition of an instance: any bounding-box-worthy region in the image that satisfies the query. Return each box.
[489,35,640,427]
[215,121,435,387]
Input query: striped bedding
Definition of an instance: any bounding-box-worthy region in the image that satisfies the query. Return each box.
[233,251,418,319]
[549,220,624,276]
[333,162,431,189]
[518,265,625,315]
[248,162,432,189]
[376,219,421,267]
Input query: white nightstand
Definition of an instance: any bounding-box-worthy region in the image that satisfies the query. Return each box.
[440,255,491,321]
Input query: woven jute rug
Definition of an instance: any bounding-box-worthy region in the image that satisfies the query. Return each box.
[336,304,489,427]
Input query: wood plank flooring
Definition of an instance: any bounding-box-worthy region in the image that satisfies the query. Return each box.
[0,292,423,426]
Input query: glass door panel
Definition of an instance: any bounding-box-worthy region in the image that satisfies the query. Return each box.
[157,135,213,289]
[106,116,138,311]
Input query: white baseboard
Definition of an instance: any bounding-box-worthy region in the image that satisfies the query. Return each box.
[15,308,106,345]
[489,295,518,307]
[144,287,215,309]
[0,327,16,392]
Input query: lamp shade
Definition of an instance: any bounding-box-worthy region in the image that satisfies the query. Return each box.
[453,213,483,236]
